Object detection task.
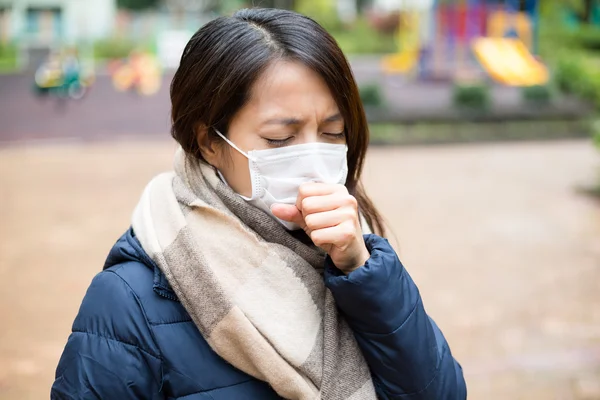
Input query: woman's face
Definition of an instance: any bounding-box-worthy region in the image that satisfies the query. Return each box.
[201,60,346,197]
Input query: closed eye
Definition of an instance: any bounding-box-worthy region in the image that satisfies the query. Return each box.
[323,132,345,139]
[264,136,293,147]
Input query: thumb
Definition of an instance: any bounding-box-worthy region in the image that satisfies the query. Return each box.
[271,204,306,229]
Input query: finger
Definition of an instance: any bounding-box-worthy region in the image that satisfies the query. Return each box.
[301,193,358,216]
[298,182,347,199]
[270,204,307,230]
[296,183,348,214]
[304,208,356,231]
[310,221,357,249]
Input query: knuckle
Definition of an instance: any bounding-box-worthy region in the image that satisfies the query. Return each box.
[344,195,358,209]
[344,207,357,220]
[310,231,324,246]
[304,214,317,230]
[301,197,313,213]
[298,184,309,197]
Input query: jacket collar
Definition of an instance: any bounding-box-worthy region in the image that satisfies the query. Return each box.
[152,262,179,301]
[124,228,179,302]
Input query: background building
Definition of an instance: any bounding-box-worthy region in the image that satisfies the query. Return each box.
[0,0,116,68]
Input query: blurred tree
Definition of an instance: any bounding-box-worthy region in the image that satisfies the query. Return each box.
[164,0,220,13]
[295,0,334,15]
[295,0,339,30]
[583,0,595,23]
[219,0,250,13]
[259,0,295,9]
[356,0,372,12]
[551,0,598,24]
[117,0,160,10]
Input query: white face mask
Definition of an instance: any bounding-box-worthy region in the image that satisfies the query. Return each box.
[214,129,349,230]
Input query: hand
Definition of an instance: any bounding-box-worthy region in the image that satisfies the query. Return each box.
[271,183,370,274]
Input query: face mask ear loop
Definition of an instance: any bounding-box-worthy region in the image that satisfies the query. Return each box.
[213,128,256,161]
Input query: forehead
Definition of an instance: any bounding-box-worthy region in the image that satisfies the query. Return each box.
[246,60,339,116]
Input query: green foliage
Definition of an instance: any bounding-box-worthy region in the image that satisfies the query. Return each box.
[93,38,137,60]
[332,18,397,54]
[368,120,588,145]
[294,0,395,54]
[538,9,600,54]
[0,42,15,57]
[554,54,585,92]
[452,83,491,110]
[593,118,600,147]
[117,0,159,11]
[218,0,248,14]
[538,4,600,109]
[554,52,600,109]
[295,0,340,32]
[538,1,600,183]
[572,25,600,50]
[522,85,554,104]
[540,0,600,24]
[0,43,17,73]
[359,83,384,107]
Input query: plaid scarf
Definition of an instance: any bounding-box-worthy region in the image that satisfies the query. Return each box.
[132,149,376,400]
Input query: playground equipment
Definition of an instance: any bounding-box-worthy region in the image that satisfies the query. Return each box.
[472,37,548,86]
[382,0,549,86]
[108,50,162,96]
[381,10,421,74]
[33,49,95,101]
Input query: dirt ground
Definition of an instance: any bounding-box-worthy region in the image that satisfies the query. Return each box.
[0,139,599,399]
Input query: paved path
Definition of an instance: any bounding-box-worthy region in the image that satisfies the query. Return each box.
[0,139,599,399]
[0,74,172,143]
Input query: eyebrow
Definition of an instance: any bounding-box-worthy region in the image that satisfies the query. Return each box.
[263,113,343,126]
[324,113,343,122]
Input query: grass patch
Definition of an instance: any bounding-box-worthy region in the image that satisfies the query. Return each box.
[93,38,155,60]
[368,120,590,145]
[332,18,396,55]
[0,43,18,74]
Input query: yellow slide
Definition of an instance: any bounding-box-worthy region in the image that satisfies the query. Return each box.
[382,50,419,74]
[382,11,420,74]
[472,37,549,86]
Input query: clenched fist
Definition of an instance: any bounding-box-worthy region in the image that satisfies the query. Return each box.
[271,183,370,274]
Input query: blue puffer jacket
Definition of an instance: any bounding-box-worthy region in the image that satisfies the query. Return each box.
[52,228,466,399]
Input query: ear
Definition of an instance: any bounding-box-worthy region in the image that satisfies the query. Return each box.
[196,124,220,167]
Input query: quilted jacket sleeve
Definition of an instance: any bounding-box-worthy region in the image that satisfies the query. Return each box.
[324,235,467,400]
[51,269,163,400]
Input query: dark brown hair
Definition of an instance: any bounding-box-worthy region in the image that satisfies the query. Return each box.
[170,8,385,236]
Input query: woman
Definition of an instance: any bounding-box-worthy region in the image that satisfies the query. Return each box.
[52,8,466,400]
